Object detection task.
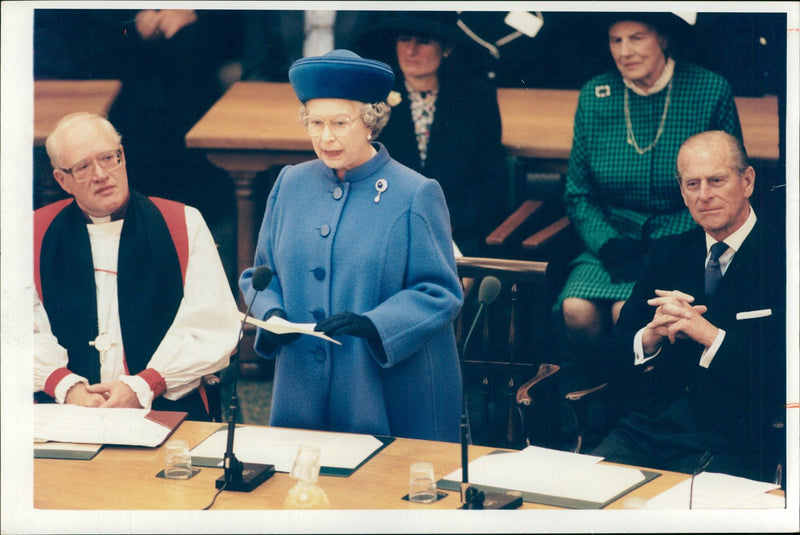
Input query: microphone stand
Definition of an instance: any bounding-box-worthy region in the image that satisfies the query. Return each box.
[689,451,713,509]
[459,299,485,509]
[216,271,275,492]
[458,277,521,510]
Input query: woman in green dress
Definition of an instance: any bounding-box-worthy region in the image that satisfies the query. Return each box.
[559,13,742,358]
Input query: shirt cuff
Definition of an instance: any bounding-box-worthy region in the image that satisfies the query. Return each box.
[634,328,661,365]
[53,373,87,404]
[119,374,156,410]
[698,328,726,369]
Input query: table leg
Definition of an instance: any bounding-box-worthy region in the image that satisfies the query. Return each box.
[233,172,258,278]
[204,150,313,280]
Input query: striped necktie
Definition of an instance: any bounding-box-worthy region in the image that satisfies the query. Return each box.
[704,241,729,297]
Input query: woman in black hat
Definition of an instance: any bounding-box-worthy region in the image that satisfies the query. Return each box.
[239,50,464,443]
[359,11,508,257]
[558,12,743,364]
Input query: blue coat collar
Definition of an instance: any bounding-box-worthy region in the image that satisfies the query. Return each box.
[322,142,390,184]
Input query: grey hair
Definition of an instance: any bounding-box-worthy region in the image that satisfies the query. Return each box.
[298,101,392,140]
[357,102,392,139]
[675,130,750,183]
[45,112,122,169]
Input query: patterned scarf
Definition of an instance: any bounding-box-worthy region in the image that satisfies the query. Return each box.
[405,80,438,168]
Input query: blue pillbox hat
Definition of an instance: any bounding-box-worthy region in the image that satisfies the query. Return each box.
[289,49,395,104]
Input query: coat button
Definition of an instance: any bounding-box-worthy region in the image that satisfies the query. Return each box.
[312,348,327,363]
[333,187,343,200]
[312,308,325,322]
[320,224,330,237]
[313,267,326,280]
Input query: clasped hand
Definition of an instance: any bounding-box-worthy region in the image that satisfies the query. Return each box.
[65,381,142,409]
[135,9,198,40]
[642,289,719,352]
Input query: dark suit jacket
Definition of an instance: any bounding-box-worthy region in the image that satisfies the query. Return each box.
[604,219,786,480]
[241,11,376,82]
[378,74,508,256]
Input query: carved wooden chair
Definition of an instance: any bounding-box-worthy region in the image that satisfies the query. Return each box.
[455,256,556,449]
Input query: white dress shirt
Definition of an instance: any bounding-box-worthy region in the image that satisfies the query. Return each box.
[34,205,240,408]
[634,208,757,368]
[303,11,336,58]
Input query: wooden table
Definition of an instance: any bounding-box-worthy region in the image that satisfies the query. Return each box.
[186,82,780,279]
[497,88,780,164]
[34,79,123,145]
[185,83,313,275]
[34,421,688,511]
[33,79,123,207]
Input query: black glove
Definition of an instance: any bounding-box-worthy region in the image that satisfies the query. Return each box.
[259,309,300,352]
[314,312,380,342]
[597,238,648,283]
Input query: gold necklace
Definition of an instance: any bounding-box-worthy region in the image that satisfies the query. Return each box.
[624,78,672,155]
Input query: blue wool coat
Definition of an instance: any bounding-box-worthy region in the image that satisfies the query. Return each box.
[240,144,464,442]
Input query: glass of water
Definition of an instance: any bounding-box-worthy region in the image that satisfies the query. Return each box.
[164,439,192,479]
[408,461,437,503]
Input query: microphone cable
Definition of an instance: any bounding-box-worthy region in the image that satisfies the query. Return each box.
[689,450,713,509]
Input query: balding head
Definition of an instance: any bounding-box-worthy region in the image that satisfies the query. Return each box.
[45,112,122,170]
[677,130,748,181]
[47,112,129,219]
[676,131,755,241]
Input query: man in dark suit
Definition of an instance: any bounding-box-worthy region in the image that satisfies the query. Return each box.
[591,130,786,482]
[239,11,376,82]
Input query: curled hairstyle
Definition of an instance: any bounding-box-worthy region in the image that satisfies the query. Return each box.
[45,112,122,169]
[299,101,392,140]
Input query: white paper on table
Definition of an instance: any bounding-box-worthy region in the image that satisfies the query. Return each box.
[444,445,604,483]
[241,312,341,345]
[735,492,786,509]
[644,471,781,509]
[189,426,383,472]
[34,403,65,440]
[34,405,171,447]
[443,446,645,504]
[515,445,605,465]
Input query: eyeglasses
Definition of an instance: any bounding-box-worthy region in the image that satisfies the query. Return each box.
[59,148,123,183]
[302,115,360,137]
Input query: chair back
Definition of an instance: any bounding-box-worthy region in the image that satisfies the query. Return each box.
[455,256,552,448]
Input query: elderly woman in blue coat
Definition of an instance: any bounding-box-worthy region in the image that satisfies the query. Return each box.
[239,50,464,442]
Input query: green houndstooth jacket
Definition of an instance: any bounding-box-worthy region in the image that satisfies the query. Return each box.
[559,61,742,303]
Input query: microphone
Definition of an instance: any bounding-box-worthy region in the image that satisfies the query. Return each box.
[459,276,518,509]
[216,265,276,492]
[461,276,502,363]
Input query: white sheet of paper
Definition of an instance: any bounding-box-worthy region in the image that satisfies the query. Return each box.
[515,444,604,465]
[443,446,645,505]
[189,426,383,472]
[241,313,341,345]
[644,471,781,509]
[34,405,170,447]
